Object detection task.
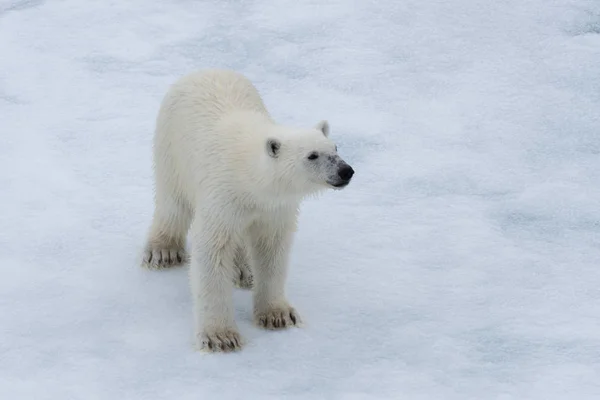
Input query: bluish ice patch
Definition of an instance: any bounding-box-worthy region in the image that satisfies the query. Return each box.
[0,0,44,15]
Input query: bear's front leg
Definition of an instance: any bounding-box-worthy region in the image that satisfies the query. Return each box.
[249,218,302,330]
[189,212,243,353]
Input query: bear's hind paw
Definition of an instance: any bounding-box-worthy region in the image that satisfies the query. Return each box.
[233,262,254,289]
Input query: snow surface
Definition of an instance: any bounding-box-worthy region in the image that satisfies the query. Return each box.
[1,0,600,398]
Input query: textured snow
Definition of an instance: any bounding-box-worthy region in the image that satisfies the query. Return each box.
[1,0,600,398]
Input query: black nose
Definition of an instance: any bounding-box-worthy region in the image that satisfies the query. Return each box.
[338,165,354,181]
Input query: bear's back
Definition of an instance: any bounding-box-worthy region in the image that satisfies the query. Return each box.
[153,69,276,207]
[169,69,270,123]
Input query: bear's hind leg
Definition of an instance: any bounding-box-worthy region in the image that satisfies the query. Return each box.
[142,194,192,270]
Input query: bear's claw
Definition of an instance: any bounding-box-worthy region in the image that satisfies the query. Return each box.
[142,246,188,270]
[198,329,244,353]
[255,306,302,330]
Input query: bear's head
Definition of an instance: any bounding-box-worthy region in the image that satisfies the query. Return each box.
[265,120,354,198]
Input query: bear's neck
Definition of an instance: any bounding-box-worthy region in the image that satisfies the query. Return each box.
[218,111,307,207]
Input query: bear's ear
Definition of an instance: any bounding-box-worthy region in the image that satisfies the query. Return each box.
[315,120,330,137]
[266,138,281,158]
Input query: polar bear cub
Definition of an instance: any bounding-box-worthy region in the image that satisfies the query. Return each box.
[141,69,354,352]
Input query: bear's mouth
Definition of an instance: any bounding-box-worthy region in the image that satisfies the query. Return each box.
[329,180,350,189]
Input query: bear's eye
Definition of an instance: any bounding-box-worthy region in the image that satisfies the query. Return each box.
[307,152,319,160]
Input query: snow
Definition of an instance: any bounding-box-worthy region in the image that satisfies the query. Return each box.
[1,0,600,398]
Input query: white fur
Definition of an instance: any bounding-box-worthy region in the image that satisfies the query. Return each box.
[141,69,352,352]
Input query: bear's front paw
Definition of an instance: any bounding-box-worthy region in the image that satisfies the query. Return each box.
[254,305,302,330]
[197,328,244,353]
[142,245,188,270]
[233,262,254,289]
